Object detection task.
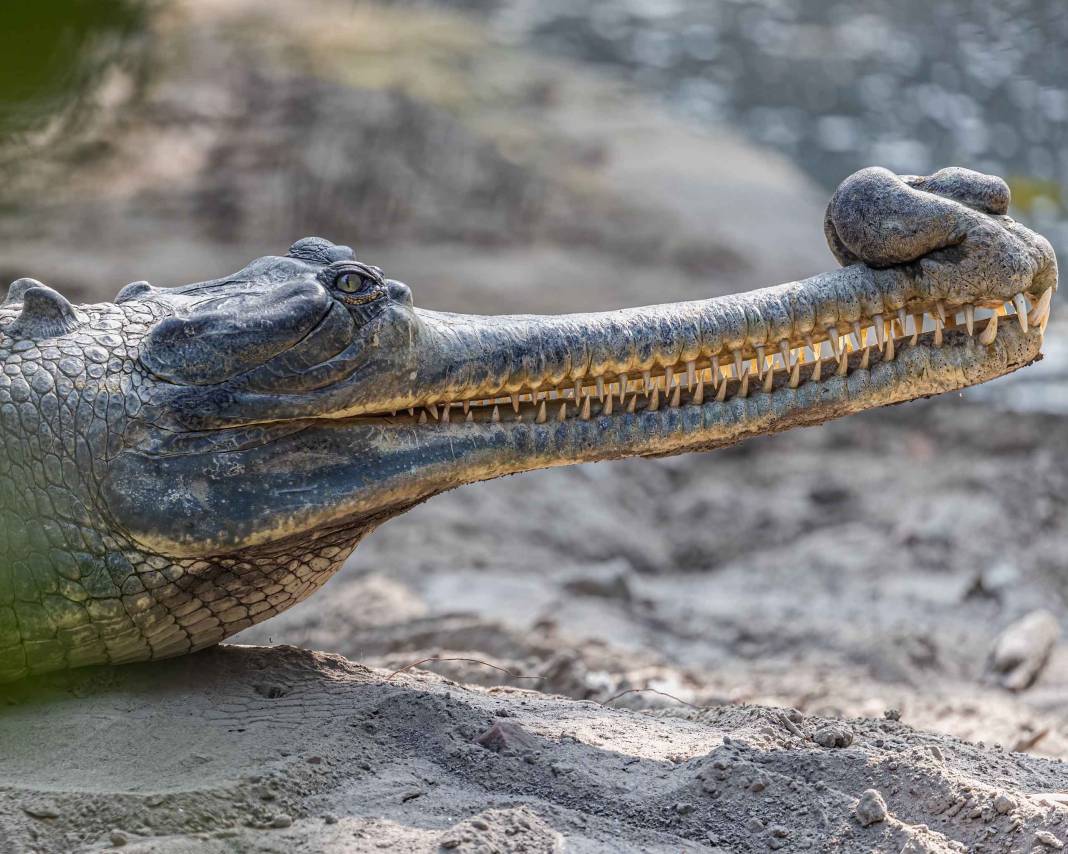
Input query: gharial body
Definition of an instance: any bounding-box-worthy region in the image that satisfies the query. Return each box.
[0,167,1057,682]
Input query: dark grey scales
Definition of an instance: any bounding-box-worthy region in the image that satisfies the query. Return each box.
[0,167,1056,682]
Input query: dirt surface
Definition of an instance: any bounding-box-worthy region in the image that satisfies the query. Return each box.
[4,644,1068,853]
[3,1,1068,852]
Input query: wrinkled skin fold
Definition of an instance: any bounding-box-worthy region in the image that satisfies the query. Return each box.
[0,167,1057,681]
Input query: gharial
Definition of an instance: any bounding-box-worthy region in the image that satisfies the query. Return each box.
[0,166,1057,682]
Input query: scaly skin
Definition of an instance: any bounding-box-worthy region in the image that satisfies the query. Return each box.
[0,167,1057,682]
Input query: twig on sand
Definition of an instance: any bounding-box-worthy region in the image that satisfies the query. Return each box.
[383,655,706,711]
[385,655,543,683]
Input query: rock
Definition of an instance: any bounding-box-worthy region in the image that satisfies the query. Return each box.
[855,789,888,827]
[813,723,854,748]
[988,610,1061,691]
[22,801,61,819]
[994,793,1017,815]
[1035,830,1066,850]
[109,829,129,847]
[270,814,293,828]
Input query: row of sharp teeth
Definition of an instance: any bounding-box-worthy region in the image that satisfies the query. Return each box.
[399,290,1052,425]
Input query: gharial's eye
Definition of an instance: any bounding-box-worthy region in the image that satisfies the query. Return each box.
[325,262,386,305]
[337,272,370,293]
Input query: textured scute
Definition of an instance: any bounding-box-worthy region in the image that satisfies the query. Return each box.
[0,295,360,681]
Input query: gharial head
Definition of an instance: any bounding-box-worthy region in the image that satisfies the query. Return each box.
[0,166,1058,679]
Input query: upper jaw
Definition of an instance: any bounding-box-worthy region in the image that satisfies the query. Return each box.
[337,167,1056,430]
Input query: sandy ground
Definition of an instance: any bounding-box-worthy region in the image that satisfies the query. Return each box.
[3,2,1068,852]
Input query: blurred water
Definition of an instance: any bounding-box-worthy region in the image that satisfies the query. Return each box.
[423,0,1068,253]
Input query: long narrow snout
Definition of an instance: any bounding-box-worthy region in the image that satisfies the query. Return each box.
[372,167,1055,423]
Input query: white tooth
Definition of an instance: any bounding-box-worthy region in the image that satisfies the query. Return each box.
[536,400,547,423]
[896,308,908,338]
[491,405,501,423]
[428,404,439,420]
[825,326,840,357]
[780,339,792,367]
[573,379,583,400]
[408,407,416,417]
[935,301,946,322]
[463,400,470,414]
[418,411,428,424]
[884,334,894,361]
[1029,288,1053,325]
[626,394,637,413]
[511,394,521,413]
[964,304,975,336]
[648,386,660,412]
[805,334,817,362]
[711,355,722,385]
[670,383,681,407]
[665,366,674,391]
[642,369,652,393]
[836,351,848,376]
[441,405,450,423]
[715,377,728,402]
[852,321,864,350]
[618,373,629,401]
[873,315,885,348]
[762,366,774,393]
[733,349,744,378]
[580,396,591,420]
[686,360,696,390]
[1013,293,1029,332]
[603,393,613,415]
[738,372,749,398]
[693,378,705,405]
[859,346,869,370]
[465,410,474,423]
[595,377,605,401]
[979,312,998,345]
[911,314,922,345]
[789,361,800,388]
[933,314,943,347]
[557,402,568,422]
[811,358,822,382]
[755,345,766,378]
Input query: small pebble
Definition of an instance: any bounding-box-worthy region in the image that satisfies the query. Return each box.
[271,814,293,829]
[109,829,129,847]
[855,789,888,827]
[814,723,854,749]
[994,794,1016,815]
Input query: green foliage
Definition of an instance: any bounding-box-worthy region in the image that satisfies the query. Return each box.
[0,0,149,139]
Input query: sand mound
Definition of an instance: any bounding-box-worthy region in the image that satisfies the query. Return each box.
[2,645,1068,852]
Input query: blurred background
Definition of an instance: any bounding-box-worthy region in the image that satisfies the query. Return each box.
[4,0,1068,756]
